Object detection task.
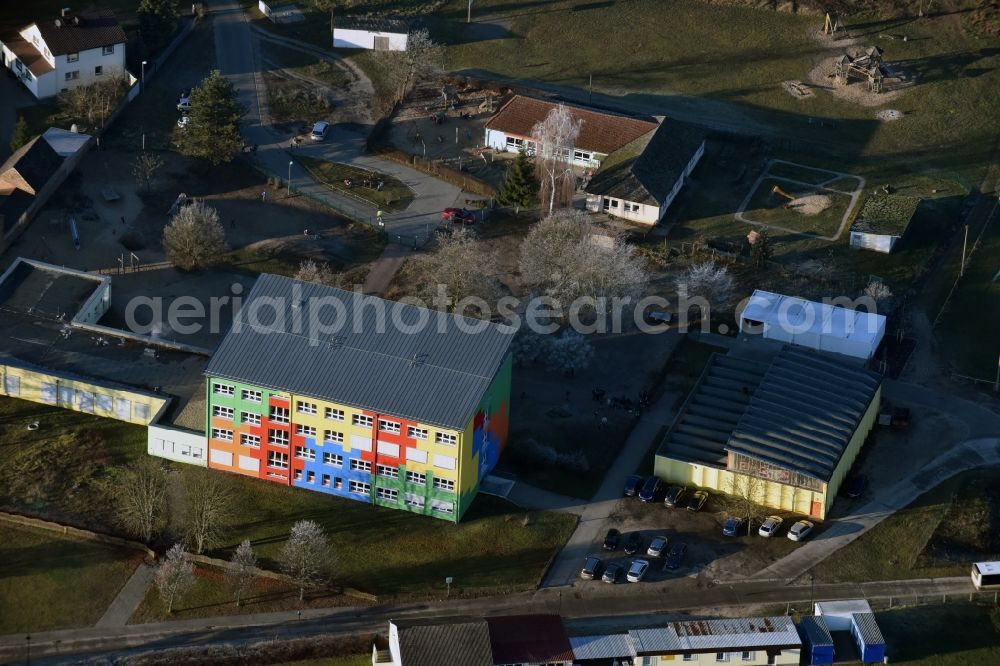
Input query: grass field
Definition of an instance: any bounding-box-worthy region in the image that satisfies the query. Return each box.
[812,468,1000,583]
[261,42,350,88]
[0,396,573,601]
[876,604,1000,664]
[0,524,144,633]
[740,177,855,239]
[294,155,415,211]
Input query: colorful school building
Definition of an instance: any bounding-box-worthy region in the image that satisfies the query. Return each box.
[202,274,516,522]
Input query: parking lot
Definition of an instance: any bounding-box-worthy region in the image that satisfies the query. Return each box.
[571,489,825,589]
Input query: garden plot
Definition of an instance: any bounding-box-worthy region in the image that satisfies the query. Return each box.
[736,159,864,240]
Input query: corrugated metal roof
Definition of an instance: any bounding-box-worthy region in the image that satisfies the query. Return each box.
[629,617,800,655]
[851,612,885,646]
[726,348,881,481]
[204,274,516,430]
[397,621,493,666]
[629,627,682,654]
[570,633,636,660]
[799,615,834,647]
[486,614,574,663]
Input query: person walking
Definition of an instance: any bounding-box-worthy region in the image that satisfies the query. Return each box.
[376,209,384,227]
[261,190,267,203]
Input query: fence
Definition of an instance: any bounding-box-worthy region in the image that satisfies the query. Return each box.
[782,589,1000,617]
[0,510,156,560]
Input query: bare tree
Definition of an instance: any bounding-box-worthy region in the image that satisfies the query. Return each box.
[374,29,443,105]
[155,543,196,614]
[675,260,735,308]
[162,200,229,271]
[864,280,894,310]
[530,104,582,214]
[417,228,501,315]
[58,73,129,128]
[519,210,648,315]
[723,472,767,529]
[225,539,258,607]
[115,457,167,543]
[133,152,164,193]
[184,474,233,555]
[295,259,337,286]
[279,520,334,602]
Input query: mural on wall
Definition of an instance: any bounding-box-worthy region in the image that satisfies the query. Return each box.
[473,398,509,480]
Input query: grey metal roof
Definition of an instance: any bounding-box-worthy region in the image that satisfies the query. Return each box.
[570,633,637,660]
[629,617,800,655]
[334,15,410,34]
[727,348,881,481]
[397,621,493,666]
[799,615,834,647]
[204,274,516,430]
[629,627,682,654]
[851,612,885,646]
[657,353,769,467]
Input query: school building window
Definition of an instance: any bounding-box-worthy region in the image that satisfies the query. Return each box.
[214,383,234,396]
[350,459,371,472]
[353,414,373,428]
[435,432,457,446]
[433,478,455,492]
[376,487,397,501]
[295,424,317,437]
[213,405,234,419]
[268,429,289,446]
[211,428,233,442]
[323,452,343,467]
[296,401,317,415]
[268,451,289,469]
[378,420,400,434]
[242,389,262,402]
[242,412,261,426]
[407,426,427,440]
[406,471,426,485]
[349,480,370,495]
[377,464,398,479]
[325,407,344,421]
[294,446,315,461]
[241,434,260,448]
[270,406,289,423]
[323,430,343,444]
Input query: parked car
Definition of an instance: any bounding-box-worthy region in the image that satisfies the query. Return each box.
[580,556,603,580]
[602,562,623,583]
[176,96,192,111]
[441,207,475,225]
[787,520,815,542]
[758,515,783,538]
[842,474,869,499]
[638,477,661,502]
[310,121,329,141]
[626,559,650,583]
[687,490,709,512]
[647,535,668,557]
[603,528,621,551]
[623,474,644,497]
[722,516,749,537]
[623,532,643,556]
[663,485,688,508]
[664,542,687,570]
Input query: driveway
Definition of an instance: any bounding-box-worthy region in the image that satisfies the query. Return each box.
[210,0,462,244]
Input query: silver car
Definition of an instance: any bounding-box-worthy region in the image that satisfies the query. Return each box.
[787,520,815,542]
[758,515,783,538]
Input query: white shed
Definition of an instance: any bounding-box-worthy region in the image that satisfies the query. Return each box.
[814,599,873,631]
[738,289,887,361]
[332,16,409,51]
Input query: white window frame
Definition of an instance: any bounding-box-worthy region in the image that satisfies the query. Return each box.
[377,464,398,479]
[378,420,400,434]
[214,383,234,396]
[67,52,79,62]
[406,471,426,485]
[213,405,234,420]
[241,433,260,448]
[270,406,290,424]
[353,414,373,428]
[267,451,289,469]
[268,429,289,447]
[295,446,316,461]
[405,493,425,508]
[296,401,317,415]
[433,477,455,492]
[323,430,344,444]
[741,652,754,662]
[350,459,371,472]
[716,653,730,663]
[325,407,344,421]
[212,428,233,442]
[295,424,317,437]
[102,44,114,55]
[242,389,262,403]
[435,432,457,446]
[323,452,343,467]
[376,487,398,501]
[242,412,261,426]
[407,426,427,440]
[349,480,370,495]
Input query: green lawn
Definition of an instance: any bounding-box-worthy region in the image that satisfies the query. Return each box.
[741,177,854,239]
[0,524,144,633]
[261,41,350,88]
[294,155,415,211]
[876,604,1000,664]
[812,468,1000,583]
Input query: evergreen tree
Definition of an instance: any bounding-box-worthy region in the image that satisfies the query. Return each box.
[138,0,179,51]
[748,228,773,271]
[174,70,247,165]
[9,115,30,153]
[499,150,538,215]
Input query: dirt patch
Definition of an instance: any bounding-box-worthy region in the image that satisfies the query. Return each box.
[806,54,913,107]
[790,193,833,215]
[877,108,905,121]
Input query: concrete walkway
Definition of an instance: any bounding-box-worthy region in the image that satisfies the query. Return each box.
[540,389,679,587]
[211,0,462,244]
[95,563,156,628]
[361,243,410,296]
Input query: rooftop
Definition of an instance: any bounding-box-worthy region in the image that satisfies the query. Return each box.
[629,617,801,655]
[486,614,574,664]
[570,633,636,661]
[34,8,126,56]
[485,94,659,156]
[0,259,208,425]
[739,289,886,349]
[658,348,881,483]
[204,274,516,430]
[585,118,708,205]
[394,620,493,666]
[799,616,834,648]
[0,32,55,76]
[851,612,885,646]
[42,127,91,158]
[334,15,410,33]
[0,135,64,197]
[851,192,921,236]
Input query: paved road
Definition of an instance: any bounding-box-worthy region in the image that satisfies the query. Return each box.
[2,576,977,664]
[210,0,462,243]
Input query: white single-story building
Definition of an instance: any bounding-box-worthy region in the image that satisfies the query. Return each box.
[483,94,658,169]
[584,118,706,226]
[332,16,409,51]
[849,192,921,253]
[257,1,305,24]
[0,7,126,99]
[738,289,887,361]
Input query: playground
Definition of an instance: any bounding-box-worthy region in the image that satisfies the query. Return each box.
[736,159,865,240]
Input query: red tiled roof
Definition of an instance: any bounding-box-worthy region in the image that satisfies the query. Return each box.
[485,94,659,156]
[486,614,574,664]
[34,8,125,56]
[1,33,54,76]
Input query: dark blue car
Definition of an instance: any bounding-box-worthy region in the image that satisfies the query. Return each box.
[638,477,661,502]
[623,475,644,497]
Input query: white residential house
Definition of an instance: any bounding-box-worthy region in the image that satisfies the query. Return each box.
[332,16,409,51]
[584,118,707,226]
[484,94,659,169]
[0,7,126,99]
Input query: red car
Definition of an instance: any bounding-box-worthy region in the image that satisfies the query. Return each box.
[442,208,475,225]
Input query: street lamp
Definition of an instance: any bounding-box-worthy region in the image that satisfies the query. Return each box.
[141,60,147,92]
[287,161,293,195]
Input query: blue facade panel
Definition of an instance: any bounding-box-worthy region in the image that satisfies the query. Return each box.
[799,616,835,666]
[291,437,373,503]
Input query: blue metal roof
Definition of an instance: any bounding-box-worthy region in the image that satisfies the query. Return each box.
[851,612,885,646]
[799,615,834,647]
